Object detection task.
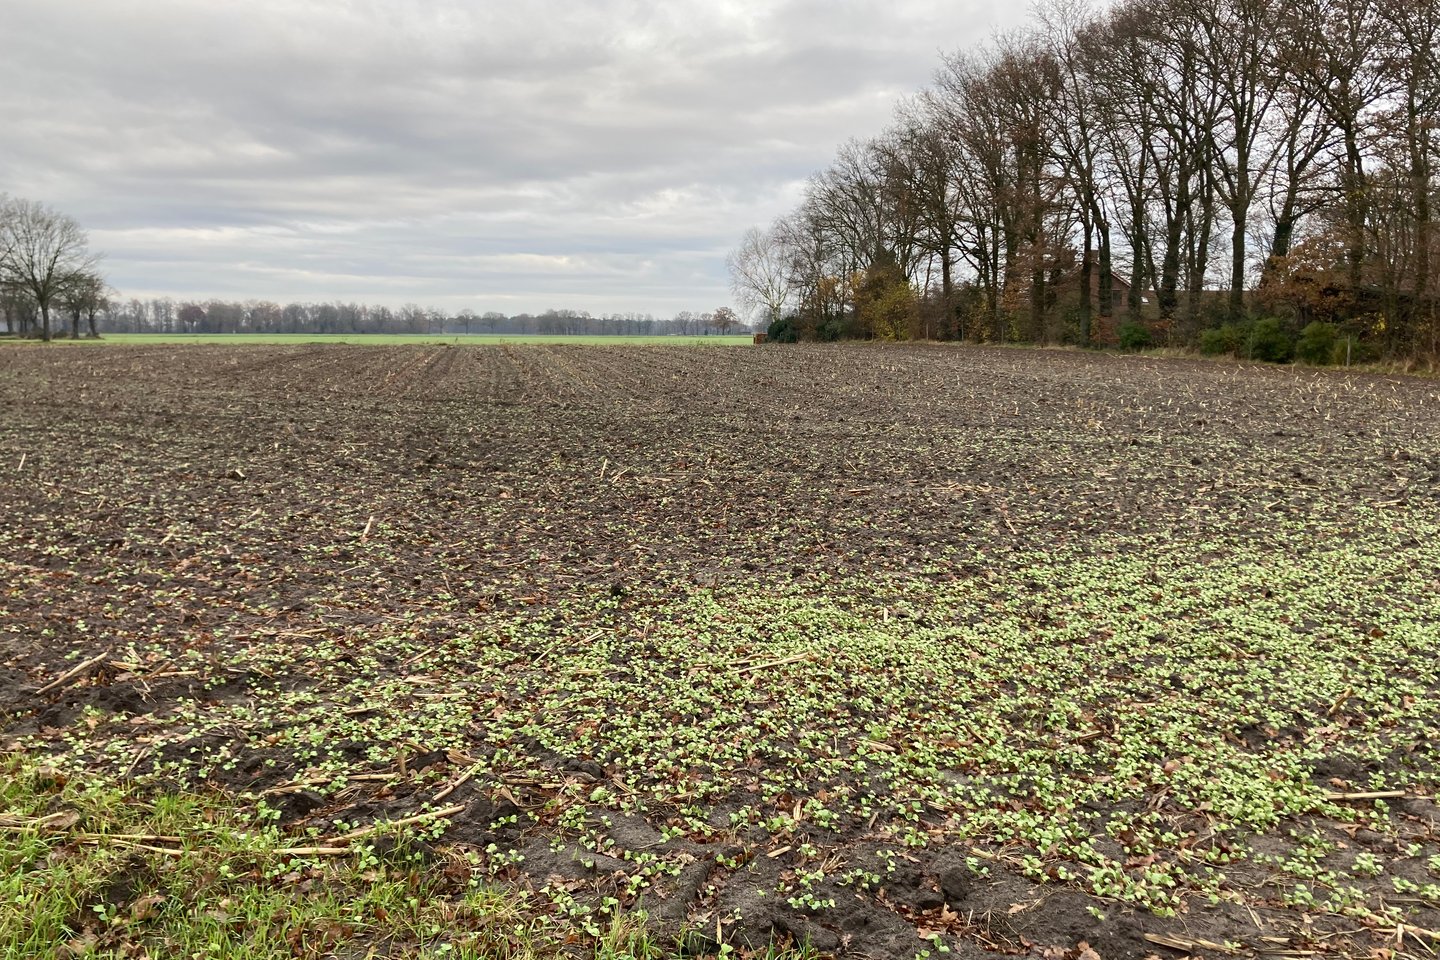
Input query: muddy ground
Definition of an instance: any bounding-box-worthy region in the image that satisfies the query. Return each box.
[2,343,1439,958]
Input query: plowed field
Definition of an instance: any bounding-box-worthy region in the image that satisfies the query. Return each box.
[3,343,1439,959]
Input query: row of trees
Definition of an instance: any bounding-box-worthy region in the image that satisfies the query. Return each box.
[0,196,108,342]
[730,0,1439,358]
[96,300,746,337]
[0,193,747,340]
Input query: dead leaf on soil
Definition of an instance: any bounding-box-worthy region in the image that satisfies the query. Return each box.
[57,931,99,958]
[129,893,164,922]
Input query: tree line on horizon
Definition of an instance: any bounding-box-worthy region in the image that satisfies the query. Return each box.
[0,194,747,341]
[74,300,745,338]
[729,0,1439,363]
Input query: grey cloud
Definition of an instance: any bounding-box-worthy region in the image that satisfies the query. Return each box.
[2,0,1033,315]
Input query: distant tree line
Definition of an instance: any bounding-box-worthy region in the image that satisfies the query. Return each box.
[1,196,108,342]
[731,0,1440,363]
[2,198,749,342]
[95,301,745,337]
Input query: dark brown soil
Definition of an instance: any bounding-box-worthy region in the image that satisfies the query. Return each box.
[2,343,1438,959]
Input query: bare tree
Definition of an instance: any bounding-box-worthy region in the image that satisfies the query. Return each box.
[930,51,1023,340]
[60,271,108,339]
[875,102,967,337]
[773,207,849,338]
[1260,69,1336,275]
[1179,0,1290,319]
[178,303,205,333]
[711,306,740,335]
[0,198,96,342]
[1038,0,1118,340]
[1084,6,1164,321]
[1282,0,1393,302]
[955,36,1073,341]
[726,225,792,330]
[1375,0,1440,353]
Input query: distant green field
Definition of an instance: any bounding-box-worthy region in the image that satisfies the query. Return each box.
[44,333,755,347]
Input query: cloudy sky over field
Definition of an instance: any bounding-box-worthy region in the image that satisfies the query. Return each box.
[2,0,1031,317]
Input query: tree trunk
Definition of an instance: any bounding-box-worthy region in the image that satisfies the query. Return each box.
[1410,109,1435,357]
[1185,187,1216,340]
[1342,131,1368,308]
[40,303,52,342]
[1159,225,1182,321]
[1097,223,1114,320]
[940,244,955,340]
[1229,215,1247,321]
[1078,218,1094,345]
[1268,211,1297,269]
[1128,209,1148,321]
[1031,263,1046,343]
[996,230,1019,343]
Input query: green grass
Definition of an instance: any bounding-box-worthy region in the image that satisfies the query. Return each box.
[31,333,755,347]
[0,758,818,959]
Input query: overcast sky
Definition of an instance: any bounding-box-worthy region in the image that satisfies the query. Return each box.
[2,0,1034,317]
